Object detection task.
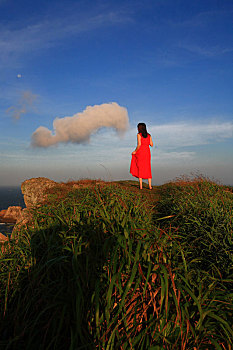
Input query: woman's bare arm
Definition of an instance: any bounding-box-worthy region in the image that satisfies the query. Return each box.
[132,133,141,154]
[150,135,153,147]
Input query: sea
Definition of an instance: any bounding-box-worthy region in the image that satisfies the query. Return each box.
[0,186,25,236]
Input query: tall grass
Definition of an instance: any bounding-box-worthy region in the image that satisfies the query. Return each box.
[0,179,232,349]
[157,176,233,277]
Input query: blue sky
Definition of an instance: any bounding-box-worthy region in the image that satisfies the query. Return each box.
[0,0,233,186]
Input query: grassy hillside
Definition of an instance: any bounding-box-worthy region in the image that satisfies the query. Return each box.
[0,177,232,349]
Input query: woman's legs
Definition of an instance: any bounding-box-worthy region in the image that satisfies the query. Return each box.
[148,178,152,189]
[139,178,152,189]
[139,178,143,189]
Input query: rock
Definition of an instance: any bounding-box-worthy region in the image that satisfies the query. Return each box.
[21,177,57,207]
[0,206,22,223]
[11,177,57,236]
[0,232,9,253]
[12,208,34,238]
[0,210,7,220]
[0,232,8,243]
[11,177,105,237]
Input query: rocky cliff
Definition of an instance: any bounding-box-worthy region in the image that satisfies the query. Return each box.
[0,206,22,223]
[0,178,58,237]
[0,177,104,238]
[0,178,57,225]
[21,177,57,207]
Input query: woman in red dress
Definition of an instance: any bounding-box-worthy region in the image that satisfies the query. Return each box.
[130,123,153,190]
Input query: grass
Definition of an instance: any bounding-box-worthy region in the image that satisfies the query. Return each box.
[0,176,232,349]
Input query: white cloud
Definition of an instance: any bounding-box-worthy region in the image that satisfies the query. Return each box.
[155,150,196,162]
[31,102,129,147]
[150,122,233,149]
[67,120,232,162]
[6,90,38,120]
[0,10,131,65]
[179,44,233,58]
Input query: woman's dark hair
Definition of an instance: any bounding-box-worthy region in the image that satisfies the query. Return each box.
[137,123,148,138]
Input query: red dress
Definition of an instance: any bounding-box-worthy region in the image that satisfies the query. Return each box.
[130,133,152,179]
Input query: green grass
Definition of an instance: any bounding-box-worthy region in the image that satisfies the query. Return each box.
[0,177,232,349]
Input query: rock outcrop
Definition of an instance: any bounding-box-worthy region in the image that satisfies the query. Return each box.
[2,177,105,238]
[0,178,58,240]
[21,177,57,207]
[0,232,9,252]
[8,177,57,235]
[0,206,22,223]
[12,208,34,237]
[0,232,8,242]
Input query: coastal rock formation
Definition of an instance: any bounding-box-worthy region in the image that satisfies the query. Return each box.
[0,232,9,252]
[10,177,58,236]
[0,206,22,223]
[0,232,8,242]
[21,177,57,207]
[11,208,34,238]
[0,210,7,222]
[3,177,105,238]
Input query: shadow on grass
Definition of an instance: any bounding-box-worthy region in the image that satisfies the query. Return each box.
[1,220,114,350]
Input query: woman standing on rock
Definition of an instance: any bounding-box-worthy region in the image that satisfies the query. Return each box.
[130,123,153,190]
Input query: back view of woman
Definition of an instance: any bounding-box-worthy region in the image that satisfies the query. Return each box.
[130,123,153,189]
